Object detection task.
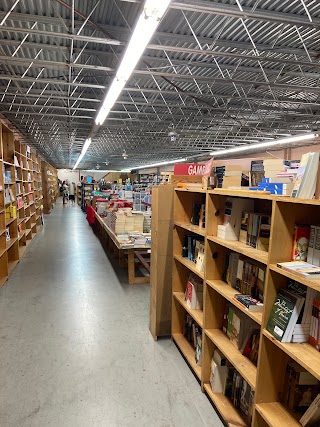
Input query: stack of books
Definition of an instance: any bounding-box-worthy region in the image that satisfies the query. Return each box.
[292,152,320,199]
[214,165,249,188]
[217,198,254,241]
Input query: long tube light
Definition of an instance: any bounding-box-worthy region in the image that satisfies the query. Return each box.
[209,133,318,156]
[73,138,91,170]
[123,157,187,172]
[95,0,171,126]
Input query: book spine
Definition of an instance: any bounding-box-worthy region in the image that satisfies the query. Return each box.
[307,225,316,264]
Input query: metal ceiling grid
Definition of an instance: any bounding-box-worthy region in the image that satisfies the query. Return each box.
[1,0,320,169]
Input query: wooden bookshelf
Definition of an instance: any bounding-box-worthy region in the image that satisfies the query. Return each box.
[170,187,320,427]
[41,161,58,214]
[0,120,50,287]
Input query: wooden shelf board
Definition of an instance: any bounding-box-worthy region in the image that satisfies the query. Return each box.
[206,280,263,325]
[209,188,273,200]
[8,259,19,275]
[174,220,206,236]
[6,237,18,250]
[207,236,268,265]
[4,182,15,185]
[173,292,204,327]
[18,232,25,240]
[175,188,207,193]
[0,229,6,236]
[203,384,247,427]
[255,402,300,427]
[25,229,32,236]
[270,264,320,291]
[5,217,17,226]
[172,333,201,379]
[274,196,320,206]
[173,254,205,279]
[17,218,24,225]
[263,330,320,381]
[205,329,257,390]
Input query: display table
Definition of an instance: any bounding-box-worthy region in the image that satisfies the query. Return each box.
[93,212,150,285]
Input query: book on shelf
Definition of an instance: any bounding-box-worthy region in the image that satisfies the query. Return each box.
[185,273,203,310]
[291,152,320,199]
[217,197,254,241]
[313,226,320,267]
[5,228,10,241]
[224,252,265,301]
[210,349,228,393]
[309,299,320,351]
[300,394,320,426]
[227,370,254,425]
[225,304,257,350]
[287,280,318,342]
[266,288,305,342]
[292,225,311,262]
[191,202,203,226]
[183,315,202,364]
[307,225,316,264]
[184,235,204,263]
[276,261,320,278]
[283,361,319,415]
[233,294,264,312]
[240,327,260,366]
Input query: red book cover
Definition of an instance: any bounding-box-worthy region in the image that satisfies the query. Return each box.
[292,225,311,261]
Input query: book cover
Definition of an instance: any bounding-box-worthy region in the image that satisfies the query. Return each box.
[234,294,264,312]
[267,288,305,342]
[292,225,311,261]
[292,152,320,199]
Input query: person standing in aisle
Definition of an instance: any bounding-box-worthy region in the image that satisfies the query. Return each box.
[69,182,76,206]
[62,181,69,205]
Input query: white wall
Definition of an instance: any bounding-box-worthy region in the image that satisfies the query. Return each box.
[58,169,80,184]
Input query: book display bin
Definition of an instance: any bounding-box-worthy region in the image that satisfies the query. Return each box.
[0,121,50,287]
[172,188,320,427]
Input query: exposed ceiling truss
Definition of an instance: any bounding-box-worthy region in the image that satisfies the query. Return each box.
[0,0,320,169]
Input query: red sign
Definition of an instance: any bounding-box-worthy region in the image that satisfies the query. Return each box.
[174,159,214,176]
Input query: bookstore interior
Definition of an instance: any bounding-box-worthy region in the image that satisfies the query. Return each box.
[2,1,320,426]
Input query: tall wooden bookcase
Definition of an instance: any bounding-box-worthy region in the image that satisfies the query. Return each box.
[0,120,46,287]
[172,187,320,427]
[41,161,58,214]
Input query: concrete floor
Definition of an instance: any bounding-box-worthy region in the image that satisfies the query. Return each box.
[0,201,224,427]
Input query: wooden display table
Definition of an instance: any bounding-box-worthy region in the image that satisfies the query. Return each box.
[93,212,150,285]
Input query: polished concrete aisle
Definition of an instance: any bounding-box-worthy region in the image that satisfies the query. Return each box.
[0,201,223,427]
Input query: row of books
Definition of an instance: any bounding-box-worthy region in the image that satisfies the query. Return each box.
[183,315,202,366]
[267,279,319,344]
[191,202,205,229]
[184,273,203,310]
[210,353,254,425]
[283,361,319,418]
[222,303,260,364]
[182,235,205,273]
[223,252,265,302]
[249,153,319,199]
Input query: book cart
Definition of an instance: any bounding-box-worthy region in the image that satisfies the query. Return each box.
[41,161,58,213]
[0,120,48,287]
[172,187,320,427]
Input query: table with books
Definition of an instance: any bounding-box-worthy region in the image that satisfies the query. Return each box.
[94,212,151,285]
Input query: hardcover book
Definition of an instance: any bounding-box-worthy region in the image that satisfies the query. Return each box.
[267,288,305,342]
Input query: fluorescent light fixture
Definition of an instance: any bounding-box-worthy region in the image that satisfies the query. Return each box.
[95,0,171,126]
[209,133,318,157]
[128,157,187,171]
[82,170,122,173]
[73,138,92,170]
